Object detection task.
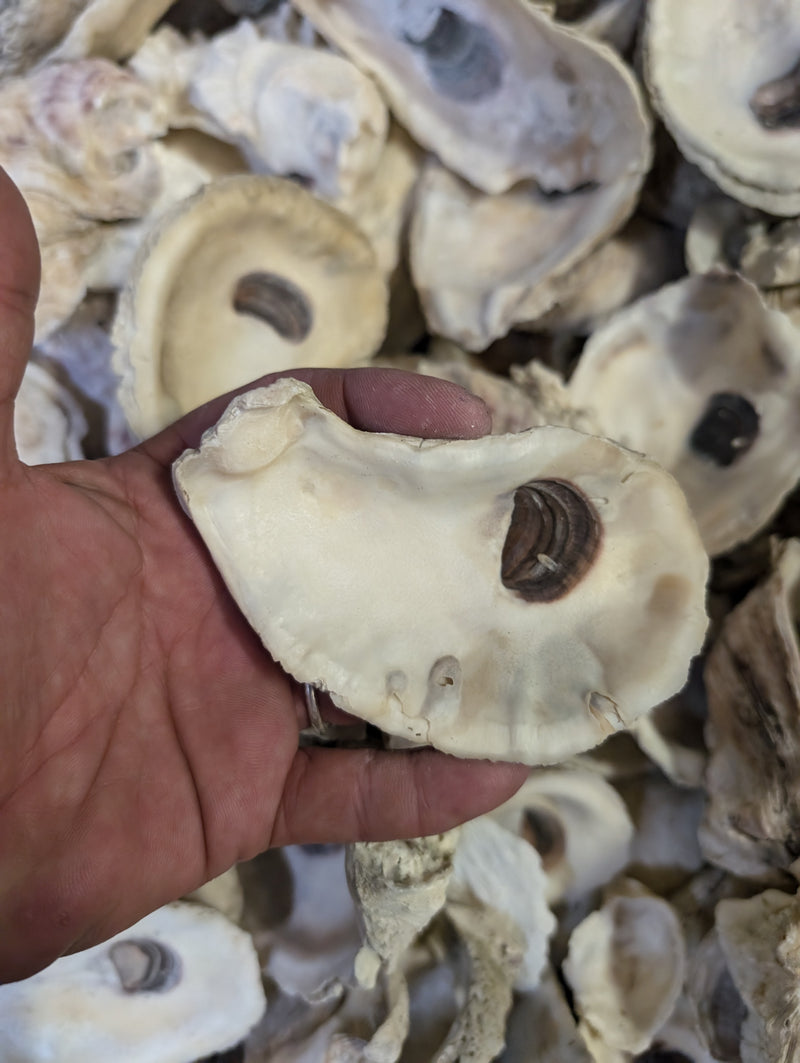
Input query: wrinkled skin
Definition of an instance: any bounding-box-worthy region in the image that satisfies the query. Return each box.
[0,168,527,983]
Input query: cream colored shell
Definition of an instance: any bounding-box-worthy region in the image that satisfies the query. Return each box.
[0,902,265,1063]
[569,272,800,556]
[112,176,388,438]
[644,0,800,215]
[173,378,709,765]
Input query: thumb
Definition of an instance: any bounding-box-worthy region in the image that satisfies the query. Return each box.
[0,167,41,472]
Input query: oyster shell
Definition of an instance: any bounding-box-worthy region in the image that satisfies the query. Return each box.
[569,272,800,556]
[716,887,800,1063]
[173,377,708,764]
[562,882,687,1057]
[644,0,800,215]
[0,0,92,77]
[552,0,644,53]
[450,816,555,990]
[112,176,388,438]
[701,538,800,883]
[409,158,650,351]
[0,57,169,339]
[130,20,388,201]
[347,832,459,988]
[0,902,265,1062]
[294,0,651,195]
[488,767,634,904]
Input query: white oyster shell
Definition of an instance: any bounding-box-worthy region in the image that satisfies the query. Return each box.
[173,377,709,765]
[488,767,634,904]
[112,176,388,439]
[0,902,265,1063]
[295,0,650,197]
[450,816,555,990]
[644,0,800,215]
[568,272,800,556]
[563,884,687,1056]
[409,158,649,350]
[130,21,388,201]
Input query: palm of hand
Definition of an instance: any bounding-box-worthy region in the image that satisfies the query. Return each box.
[0,169,526,984]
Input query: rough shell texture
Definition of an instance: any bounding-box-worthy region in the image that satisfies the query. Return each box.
[295,0,651,197]
[0,902,265,1062]
[701,539,800,883]
[346,832,459,987]
[0,0,91,77]
[644,0,800,215]
[112,176,388,438]
[450,817,555,990]
[173,378,709,765]
[716,887,800,1063]
[569,272,800,555]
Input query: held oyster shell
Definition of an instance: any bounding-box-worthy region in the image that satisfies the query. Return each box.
[173,377,709,765]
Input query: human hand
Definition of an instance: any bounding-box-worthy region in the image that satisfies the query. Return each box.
[0,168,527,983]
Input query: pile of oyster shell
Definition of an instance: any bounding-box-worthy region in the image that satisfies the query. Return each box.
[7,0,800,1060]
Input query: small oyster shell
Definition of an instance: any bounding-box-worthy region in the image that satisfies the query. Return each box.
[644,0,800,215]
[569,271,800,556]
[295,0,651,197]
[112,176,388,438]
[0,57,169,339]
[173,377,708,764]
[563,883,687,1056]
[488,767,634,904]
[0,902,265,1062]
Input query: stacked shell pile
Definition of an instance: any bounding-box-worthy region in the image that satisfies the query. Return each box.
[6,0,800,1061]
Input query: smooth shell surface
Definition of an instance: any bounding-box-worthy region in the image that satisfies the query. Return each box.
[112,175,388,438]
[173,378,709,764]
[0,903,265,1063]
[645,0,800,214]
[569,272,800,555]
